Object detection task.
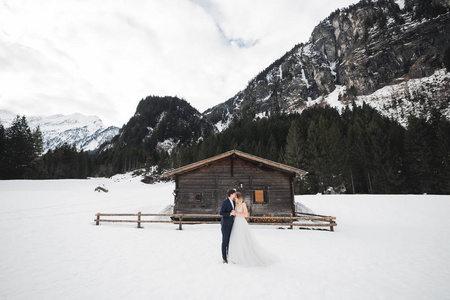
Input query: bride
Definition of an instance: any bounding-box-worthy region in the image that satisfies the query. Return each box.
[228,192,277,266]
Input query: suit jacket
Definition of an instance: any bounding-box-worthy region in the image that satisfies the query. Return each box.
[220,198,235,226]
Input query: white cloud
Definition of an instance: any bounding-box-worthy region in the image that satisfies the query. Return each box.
[0,0,357,126]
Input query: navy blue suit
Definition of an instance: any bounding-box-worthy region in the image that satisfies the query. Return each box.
[220,198,235,261]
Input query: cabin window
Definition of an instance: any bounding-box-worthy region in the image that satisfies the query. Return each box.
[254,190,267,203]
[195,193,203,202]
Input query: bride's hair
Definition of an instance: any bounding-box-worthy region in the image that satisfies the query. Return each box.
[236,192,244,203]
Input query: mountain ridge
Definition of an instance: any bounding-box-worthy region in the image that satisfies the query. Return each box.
[0,110,119,152]
[3,0,449,158]
[203,0,450,131]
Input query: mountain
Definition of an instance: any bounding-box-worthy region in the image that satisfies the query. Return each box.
[98,96,215,157]
[0,110,119,152]
[204,0,450,130]
[96,0,450,172]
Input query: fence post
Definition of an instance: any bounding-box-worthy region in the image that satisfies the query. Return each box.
[178,215,183,230]
[330,220,334,232]
[137,212,142,228]
[95,213,100,225]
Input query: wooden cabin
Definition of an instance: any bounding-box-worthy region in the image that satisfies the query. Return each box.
[163,150,307,218]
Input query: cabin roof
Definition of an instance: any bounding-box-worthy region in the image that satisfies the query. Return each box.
[163,150,307,178]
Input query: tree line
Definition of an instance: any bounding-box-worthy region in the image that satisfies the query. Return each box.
[168,104,450,195]
[2,106,449,194]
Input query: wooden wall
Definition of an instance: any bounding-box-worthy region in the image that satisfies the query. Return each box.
[173,156,294,217]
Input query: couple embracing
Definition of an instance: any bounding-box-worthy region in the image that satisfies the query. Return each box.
[220,189,276,266]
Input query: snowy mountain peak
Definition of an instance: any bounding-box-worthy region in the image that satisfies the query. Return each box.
[0,110,119,152]
[203,1,450,131]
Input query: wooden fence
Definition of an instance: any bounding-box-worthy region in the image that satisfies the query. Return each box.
[94,212,337,231]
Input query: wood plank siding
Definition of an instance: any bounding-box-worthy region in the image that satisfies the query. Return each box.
[164,150,307,217]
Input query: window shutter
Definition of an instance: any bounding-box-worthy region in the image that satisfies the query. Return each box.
[255,190,264,203]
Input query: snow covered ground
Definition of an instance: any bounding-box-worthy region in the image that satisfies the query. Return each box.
[1,176,449,300]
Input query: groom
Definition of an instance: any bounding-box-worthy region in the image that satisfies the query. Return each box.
[220,189,237,264]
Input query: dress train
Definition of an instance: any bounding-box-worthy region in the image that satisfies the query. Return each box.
[228,213,277,266]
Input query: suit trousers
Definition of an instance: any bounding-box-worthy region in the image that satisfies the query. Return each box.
[221,221,233,260]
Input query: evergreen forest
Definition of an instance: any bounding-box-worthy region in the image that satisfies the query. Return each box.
[169,104,450,195]
[1,104,449,194]
[0,116,92,180]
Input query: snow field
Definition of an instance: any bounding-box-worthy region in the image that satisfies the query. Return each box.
[1,177,449,300]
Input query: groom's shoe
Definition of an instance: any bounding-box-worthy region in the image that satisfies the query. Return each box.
[223,260,228,264]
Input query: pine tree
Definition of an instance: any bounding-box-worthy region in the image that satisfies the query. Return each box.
[343,108,372,193]
[431,110,450,193]
[303,114,345,193]
[444,47,450,72]
[32,126,44,158]
[284,120,303,168]
[364,113,404,193]
[4,116,41,179]
[436,119,450,193]
[266,133,279,162]
[0,124,6,178]
[403,115,434,193]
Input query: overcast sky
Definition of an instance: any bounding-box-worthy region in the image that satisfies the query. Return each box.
[0,0,358,127]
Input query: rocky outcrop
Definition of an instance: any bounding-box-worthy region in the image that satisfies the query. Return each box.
[204,0,450,129]
[333,5,450,94]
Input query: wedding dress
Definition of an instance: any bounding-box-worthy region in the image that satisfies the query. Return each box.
[228,205,277,266]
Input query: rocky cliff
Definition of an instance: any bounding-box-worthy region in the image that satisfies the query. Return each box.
[205,0,450,129]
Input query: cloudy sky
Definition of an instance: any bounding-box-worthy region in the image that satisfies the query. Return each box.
[0,0,358,126]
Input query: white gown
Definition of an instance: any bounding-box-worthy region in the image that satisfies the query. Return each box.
[228,205,277,266]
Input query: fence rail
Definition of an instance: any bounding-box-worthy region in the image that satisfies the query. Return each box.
[95,212,337,231]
